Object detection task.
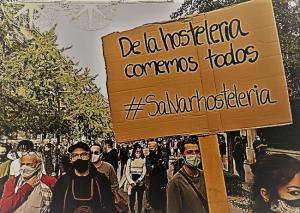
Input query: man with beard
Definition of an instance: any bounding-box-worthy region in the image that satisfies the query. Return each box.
[167,139,208,213]
[50,142,115,213]
[146,141,169,213]
[0,152,56,213]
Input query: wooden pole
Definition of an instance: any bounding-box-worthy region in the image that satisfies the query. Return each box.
[199,135,229,213]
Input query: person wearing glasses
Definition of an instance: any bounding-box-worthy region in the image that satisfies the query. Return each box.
[125,143,146,213]
[50,142,115,213]
[90,144,119,193]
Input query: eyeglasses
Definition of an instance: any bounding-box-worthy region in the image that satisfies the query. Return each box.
[71,152,90,160]
[91,151,100,155]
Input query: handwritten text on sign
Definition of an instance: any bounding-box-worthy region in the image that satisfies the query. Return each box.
[123,84,276,120]
[119,18,259,79]
[102,0,291,142]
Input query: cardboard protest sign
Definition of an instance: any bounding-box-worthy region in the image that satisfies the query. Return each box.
[102,0,292,142]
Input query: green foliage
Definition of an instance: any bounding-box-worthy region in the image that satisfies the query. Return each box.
[272,1,299,102]
[0,4,112,140]
[170,0,248,18]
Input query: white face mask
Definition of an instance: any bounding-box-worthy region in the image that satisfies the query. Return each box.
[17,152,23,158]
[185,154,201,169]
[20,163,41,180]
[91,153,102,163]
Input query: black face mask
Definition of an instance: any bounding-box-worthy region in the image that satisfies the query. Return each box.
[149,150,156,155]
[73,159,89,173]
[281,198,300,207]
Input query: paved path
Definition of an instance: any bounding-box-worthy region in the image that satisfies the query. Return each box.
[119,190,246,213]
[118,160,250,213]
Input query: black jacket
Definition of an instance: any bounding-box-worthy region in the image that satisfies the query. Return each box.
[103,149,118,173]
[50,163,115,213]
[146,151,169,187]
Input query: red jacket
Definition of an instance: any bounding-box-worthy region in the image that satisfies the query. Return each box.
[0,175,56,213]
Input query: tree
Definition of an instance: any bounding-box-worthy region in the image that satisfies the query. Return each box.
[272,1,299,102]
[0,3,112,141]
[170,0,247,17]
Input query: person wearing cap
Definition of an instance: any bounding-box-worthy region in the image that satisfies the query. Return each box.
[0,152,56,213]
[50,142,115,213]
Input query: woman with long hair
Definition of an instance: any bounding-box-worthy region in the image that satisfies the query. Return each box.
[251,154,300,212]
[125,143,146,213]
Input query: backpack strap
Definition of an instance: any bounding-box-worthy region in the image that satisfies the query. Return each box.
[178,170,209,213]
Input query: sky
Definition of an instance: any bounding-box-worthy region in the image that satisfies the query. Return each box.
[34,0,185,97]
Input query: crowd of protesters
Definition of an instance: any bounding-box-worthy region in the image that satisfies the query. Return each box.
[0,134,299,213]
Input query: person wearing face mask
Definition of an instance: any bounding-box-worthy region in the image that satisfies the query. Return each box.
[90,144,119,193]
[50,142,115,213]
[125,143,146,213]
[0,152,56,213]
[167,137,208,213]
[146,141,169,213]
[9,140,35,177]
[90,144,128,213]
[252,154,300,213]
